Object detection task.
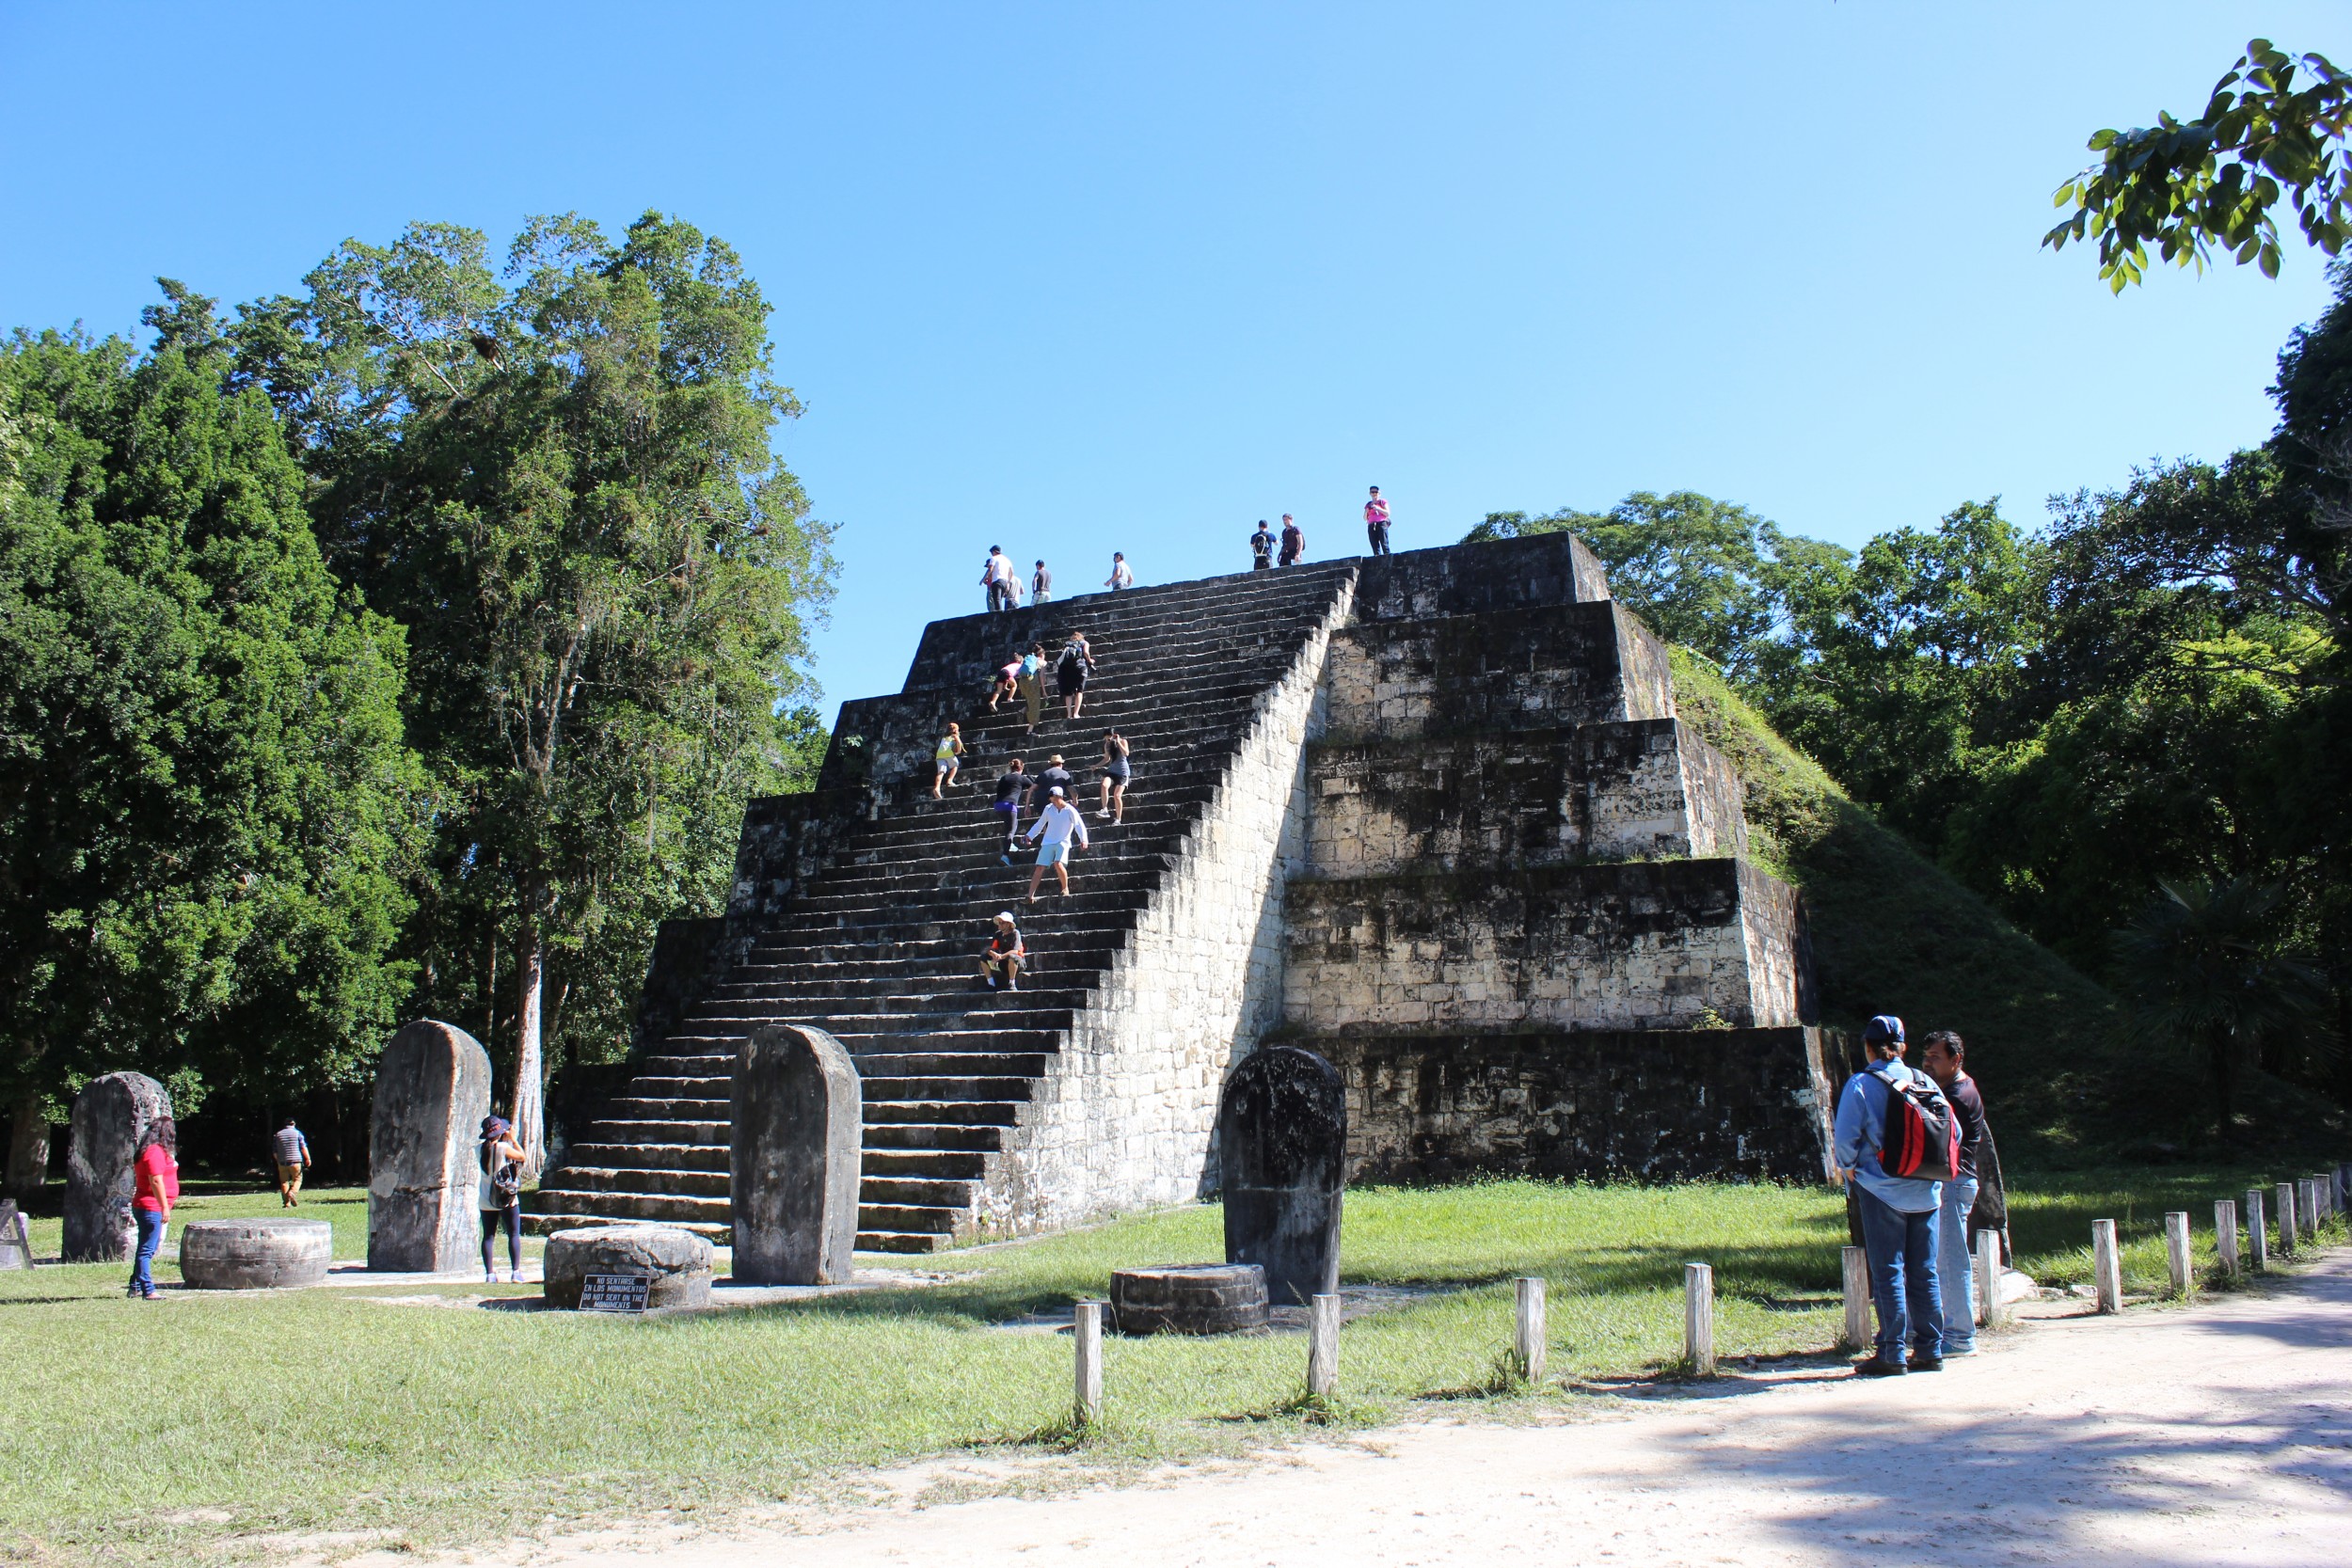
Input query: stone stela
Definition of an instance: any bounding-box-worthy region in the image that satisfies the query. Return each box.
[368,1020,492,1274]
[731,1022,862,1286]
[0,1200,31,1270]
[62,1072,171,1264]
[1219,1044,1346,1307]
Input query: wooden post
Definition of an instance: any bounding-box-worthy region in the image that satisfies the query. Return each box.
[1513,1276,1547,1384]
[2215,1199,2239,1277]
[1839,1244,1870,1352]
[2306,1177,2328,1227]
[2277,1182,2298,1255]
[2164,1212,2192,1297]
[1683,1262,1716,1376]
[1073,1299,1103,1427]
[2246,1189,2268,1273]
[1973,1229,2003,1328]
[2090,1219,2122,1313]
[1307,1292,1341,1399]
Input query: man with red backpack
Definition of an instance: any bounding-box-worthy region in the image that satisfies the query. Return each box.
[1832,1015,1954,1376]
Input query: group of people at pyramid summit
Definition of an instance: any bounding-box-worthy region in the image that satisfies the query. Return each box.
[974,485,1399,614]
[1835,1014,2005,1375]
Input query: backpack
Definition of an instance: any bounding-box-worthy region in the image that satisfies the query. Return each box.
[485,1140,522,1208]
[1057,642,1088,679]
[1870,1067,1960,1181]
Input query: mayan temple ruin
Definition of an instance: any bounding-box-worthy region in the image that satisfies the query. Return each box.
[532,533,1833,1251]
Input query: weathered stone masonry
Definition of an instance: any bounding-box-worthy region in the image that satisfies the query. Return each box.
[537,532,1831,1249]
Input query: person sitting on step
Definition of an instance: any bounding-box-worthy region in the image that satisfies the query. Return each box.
[977,911,1025,991]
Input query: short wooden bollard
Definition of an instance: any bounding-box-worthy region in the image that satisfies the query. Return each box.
[2164,1212,2192,1296]
[1684,1262,1716,1376]
[1073,1300,1104,1426]
[1513,1276,1547,1384]
[2216,1199,2240,1276]
[2304,1178,2328,1229]
[2277,1182,2299,1255]
[1307,1292,1342,1399]
[1973,1229,2003,1328]
[1839,1245,1870,1352]
[2246,1189,2268,1273]
[2090,1219,2122,1313]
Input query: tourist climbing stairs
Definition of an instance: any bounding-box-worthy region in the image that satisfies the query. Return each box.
[532,562,1359,1252]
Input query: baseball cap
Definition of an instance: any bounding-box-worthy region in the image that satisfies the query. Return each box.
[1049,785,1065,797]
[994,910,1016,923]
[1862,1015,1905,1047]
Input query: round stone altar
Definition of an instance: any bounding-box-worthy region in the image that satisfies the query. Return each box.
[1109,1262,1270,1335]
[542,1225,713,1310]
[178,1216,334,1290]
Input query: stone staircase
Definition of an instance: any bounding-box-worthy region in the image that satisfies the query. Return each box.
[532,562,1361,1252]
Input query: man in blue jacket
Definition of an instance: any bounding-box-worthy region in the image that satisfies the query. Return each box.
[1833,1015,1946,1375]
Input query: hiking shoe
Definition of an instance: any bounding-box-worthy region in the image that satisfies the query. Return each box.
[1907,1354,1945,1372]
[1853,1354,1907,1377]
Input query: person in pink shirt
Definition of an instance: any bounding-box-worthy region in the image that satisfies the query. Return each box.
[129,1117,179,1300]
[1364,487,1392,556]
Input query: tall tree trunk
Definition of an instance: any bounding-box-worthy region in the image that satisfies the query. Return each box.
[512,921,548,1177]
[5,1092,50,1204]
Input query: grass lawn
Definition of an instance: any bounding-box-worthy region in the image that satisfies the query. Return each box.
[2,1165,2341,1563]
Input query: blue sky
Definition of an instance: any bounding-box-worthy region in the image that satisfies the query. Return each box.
[3,3,2344,716]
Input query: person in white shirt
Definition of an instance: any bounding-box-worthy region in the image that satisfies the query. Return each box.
[981,546,1017,611]
[1024,786,1090,901]
[1104,552,1133,591]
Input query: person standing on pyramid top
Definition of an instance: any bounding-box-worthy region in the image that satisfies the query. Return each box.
[1279,514,1305,566]
[1104,551,1133,592]
[1250,520,1276,570]
[981,545,1017,612]
[1364,487,1391,556]
[1031,559,1053,606]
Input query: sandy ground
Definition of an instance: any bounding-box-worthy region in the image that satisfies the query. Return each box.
[414,1250,2352,1568]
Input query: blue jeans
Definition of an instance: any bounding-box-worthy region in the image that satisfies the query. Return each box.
[1937,1176,1980,1353]
[130,1208,166,1296]
[1856,1185,1943,1358]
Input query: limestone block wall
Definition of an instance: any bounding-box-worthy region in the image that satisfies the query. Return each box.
[1282,860,1804,1034]
[1311,1026,1837,1183]
[1321,601,1674,742]
[1305,719,1748,878]
[1351,532,1610,621]
[962,578,1358,1237]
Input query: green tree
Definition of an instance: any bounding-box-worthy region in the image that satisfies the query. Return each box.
[0,320,421,1197]
[2047,39,2351,289]
[2110,878,2334,1132]
[235,214,836,1166]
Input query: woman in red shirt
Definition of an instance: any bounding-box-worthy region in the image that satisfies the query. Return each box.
[129,1117,179,1299]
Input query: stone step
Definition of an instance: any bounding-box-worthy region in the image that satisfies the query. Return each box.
[857,1074,1036,1103]
[859,1175,977,1208]
[856,1228,949,1254]
[862,1098,1025,1126]
[863,1148,987,1179]
[861,1122,1008,1151]
[857,1202,961,1235]
[548,1164,730,1198]
[564,1141,730,1172]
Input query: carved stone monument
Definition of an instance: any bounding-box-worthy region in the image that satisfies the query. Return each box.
[730,1022,862,1285]
[0,1199,31,1270]
[180,1216,333,1290]
[1110,1262,1270,1335]
[1218,1044,1346,1306]
[62,1072,170,1263]
[368,1020,492,1273]
[543,1224,712,1310]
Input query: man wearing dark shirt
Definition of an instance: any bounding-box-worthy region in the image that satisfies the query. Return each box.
[1921,1030,1987,1355]
[1278,514,1304,566]
[1249,522,1275,569]
[1036,753,1075,801]
[992,759,1033,855]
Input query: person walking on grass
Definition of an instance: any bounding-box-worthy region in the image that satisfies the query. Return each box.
[1104,551,1133,592]
[1100,730,1130,822]
[479,1115,527,1285]
[127,1117,178,1300]
[977,911,1025,991]
[1056,631,1092,721]
[1250,520,1276,570]
[1921,1029,1989,1356]
[930,722,965,798]
[1364,486,1391,556]
[992,757,1032,854]
[1832,1014,1948,1376]
[1018,643,1047,735]
[273,1117,311,1208]
[1031,560,1053,606]
[1279,514,1304,566]
[1025,785,1089,901]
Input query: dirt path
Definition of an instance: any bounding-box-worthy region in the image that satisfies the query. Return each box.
[516,1253,2350,1567]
